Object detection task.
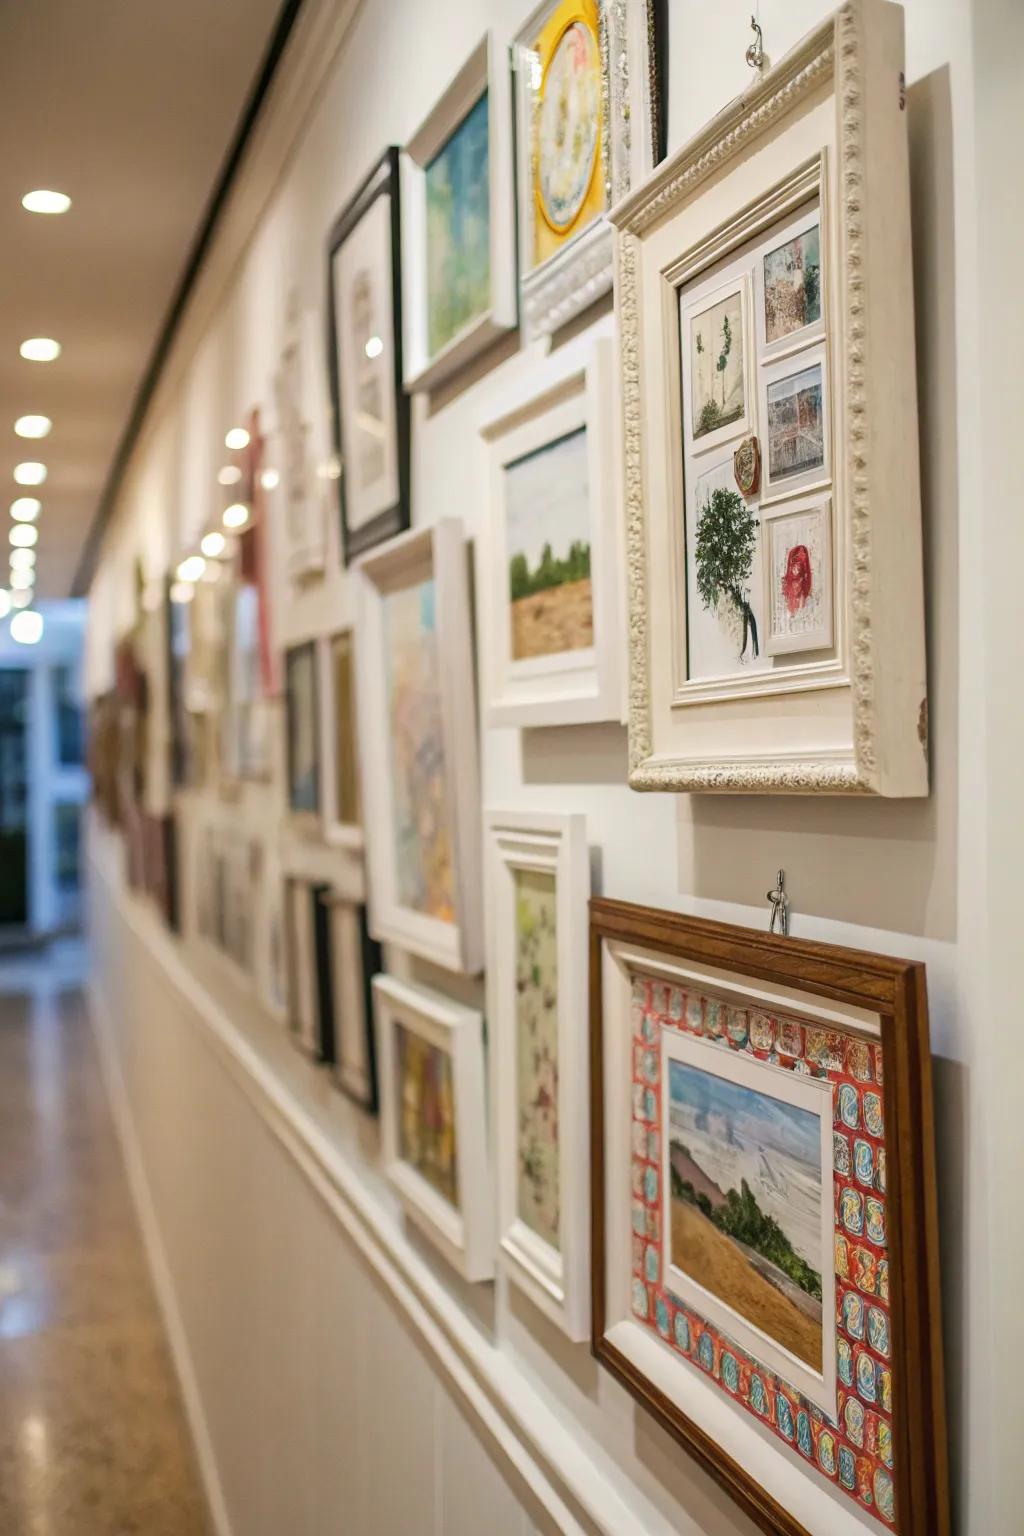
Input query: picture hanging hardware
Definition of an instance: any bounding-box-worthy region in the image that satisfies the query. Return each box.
[745,15,766,72]
[766,869,789,936]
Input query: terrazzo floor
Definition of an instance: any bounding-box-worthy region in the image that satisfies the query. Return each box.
[0,940,210,1534]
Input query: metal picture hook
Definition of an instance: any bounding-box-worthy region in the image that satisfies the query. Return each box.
[746,14,766,72]
[766,869,789,936]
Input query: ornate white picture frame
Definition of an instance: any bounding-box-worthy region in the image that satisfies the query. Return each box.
[609,0,928,795]
[401,34,517,393]
[485,809,590,1339]
[374,974,492,1281]
[479,332,622,726]
[353,520,483,974]
[511,0,662,341]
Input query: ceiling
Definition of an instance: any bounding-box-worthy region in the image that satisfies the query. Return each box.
[0,0,290,600]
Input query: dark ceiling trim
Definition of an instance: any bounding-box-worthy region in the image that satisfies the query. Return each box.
[71,0,307,596]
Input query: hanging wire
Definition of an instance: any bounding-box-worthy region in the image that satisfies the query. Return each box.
[746,4,766,71]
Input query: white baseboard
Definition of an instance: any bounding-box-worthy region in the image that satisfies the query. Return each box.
[88,977,235,1536]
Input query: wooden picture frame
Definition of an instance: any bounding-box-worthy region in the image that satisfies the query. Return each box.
[284,640,321,827]
[479,332,623,726]
[284,876,334,1063]
[324,889,381,1113]
[374,974,492,1281]
[608,0,927,795]
[318,628,363,849]
[354,520,483,974]
[401,34,517,393]
[327,147,411,563]
[589,897,948,1536]
[512,0,663,341]
[486,808,590,1339]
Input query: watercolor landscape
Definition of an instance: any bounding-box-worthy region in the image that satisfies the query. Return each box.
[425,91,491,358]
[397,1024,458,1207]
[506,427,593,662]
[766,364,825,481]
[667,1059,824,1371]
[514,867,560,1249]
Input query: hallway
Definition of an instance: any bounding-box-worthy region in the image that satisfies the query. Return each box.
[0,943,209,1534]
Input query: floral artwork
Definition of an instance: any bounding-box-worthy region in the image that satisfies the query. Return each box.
[506,427,592,662]
[690,290,745,440]
[767,364,825,481]
[630,975,896,1527]
[514,868,560,1249]
[533,4,603,264]
[764,225,822,344]
[426,92,491,357]
[397,1024,458,1207]
[383,578,455,921]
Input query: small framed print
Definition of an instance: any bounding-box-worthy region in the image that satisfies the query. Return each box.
[327,147,411,564]
[681,275,754,459]
[763,498,834,656]
[284,641,321,824]
[479,333,622,726]
[354,521,483,974]
[374,974,492,1281]
[401,34,517,393]
[756,202,826,361]
[511,0,662,341]
[590,898,949,1536]
[761,346,831,500]
[486,809,590,1339]
[284,877,334,1062]
[319,629,362,848]
[324,891,381,1113]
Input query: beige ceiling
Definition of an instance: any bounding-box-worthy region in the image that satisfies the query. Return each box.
[0,0,289,599]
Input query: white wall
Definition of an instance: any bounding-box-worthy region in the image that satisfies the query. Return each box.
[84,1,1021,1532]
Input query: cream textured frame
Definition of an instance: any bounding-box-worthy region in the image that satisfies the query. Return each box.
[609,0,928,795]
[485,809,590,1339]
[401,34,517,394]
[374,974,493,1281]
[512,0,661,342]
[479,332,622,726]
[353,520,483,974]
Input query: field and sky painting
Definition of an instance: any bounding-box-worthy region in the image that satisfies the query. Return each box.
[397,1024,458,1207]
[766,363,825,481]
[668,1059,824,1371]
[383,578,455,921]
[514,867,560,1250]
[506,426,593,662]
[764,224,822,344]
[426,91,491,358]
[690,289,745,440]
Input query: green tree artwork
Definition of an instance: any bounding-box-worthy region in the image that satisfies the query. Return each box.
[694,486,760,660]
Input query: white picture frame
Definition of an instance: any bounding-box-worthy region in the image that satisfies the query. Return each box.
[762,496,834,657]
[271,294,331,582]
[479,332,622,727]
[512,0,661,341]
[485,808,590,1339]
[374,973,492,1281]
[608,0,928,795]
[401,34,517,393]
[317,628,363,851]
[353,520,483,974]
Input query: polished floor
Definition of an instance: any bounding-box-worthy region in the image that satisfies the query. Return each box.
[0,940,210,1534]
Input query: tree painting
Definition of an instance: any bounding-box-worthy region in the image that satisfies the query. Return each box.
[691,291,745,440]
[694,485,760,661]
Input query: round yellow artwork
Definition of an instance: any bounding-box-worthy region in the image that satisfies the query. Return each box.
[532,3,604,264]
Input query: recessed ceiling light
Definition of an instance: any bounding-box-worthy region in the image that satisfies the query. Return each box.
[10,609,43,643]
[10,569,33,590]
[10,498,40,522]
[169,581,195,605]
[260,468,279,491]
[200,531,226,558]
[224,427,250,451]
[0,590,9,620]
[176,555,205,583]
[19,338,61,363]
[10,524,38,547]
[217,465,242,486]
[11,588,33,609]
[13,462,46,486]
[222,503,249,529]
[22,190,71,215]
[9,548,35,571]
[14,415,51,439]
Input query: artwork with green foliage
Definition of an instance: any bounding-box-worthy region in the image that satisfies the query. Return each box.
[505,426,593,661]
[425,92,491,358]
[694,483,760,661]
[690,289,745,440]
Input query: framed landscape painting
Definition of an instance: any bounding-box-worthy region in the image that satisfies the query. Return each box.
[480,333,622,726]
[608,3,928,794]
[589,897,949,1536]
[374,974,492,1280]
[354,520,483,973]
[401,34,516,393]
[284,641,320,824]
[486,809,590,1338]
[327,147,410,563]
[511,0,663,340]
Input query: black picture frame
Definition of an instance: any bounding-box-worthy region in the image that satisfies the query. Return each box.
[326,146,411,564]
[284,640,320,817]
[327,896,383,1115]
[284,877,335,1065]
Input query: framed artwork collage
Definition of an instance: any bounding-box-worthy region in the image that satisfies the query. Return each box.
[125,5,949,1535]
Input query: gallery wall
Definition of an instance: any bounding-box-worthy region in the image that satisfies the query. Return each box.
[83,0,1022,1531]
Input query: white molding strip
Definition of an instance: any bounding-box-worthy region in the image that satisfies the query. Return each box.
[87,850,649,1536]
